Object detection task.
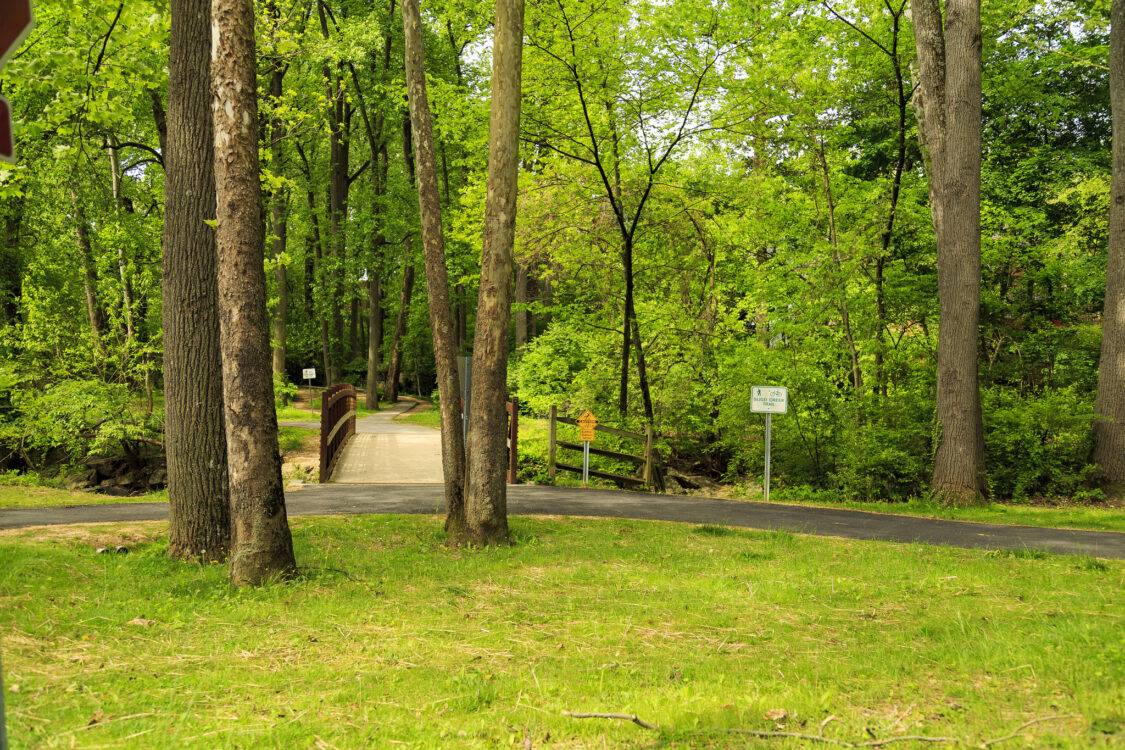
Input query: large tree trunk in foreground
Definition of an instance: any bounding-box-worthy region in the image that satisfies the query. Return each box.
[1095,0,1125,495]
[212,0,296,585]
[463,0,524,546]
[402,0,467,538]
[912,0,987,506]
[163,0,229,561]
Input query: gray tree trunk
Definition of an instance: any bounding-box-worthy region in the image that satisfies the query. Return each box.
[1095,0,1125,494]
[212,0,297,585]
[464,0,524,546]
[402,0,467,538]
[384,237,414,402]
[912,0,987,506]
[163,0,230,561]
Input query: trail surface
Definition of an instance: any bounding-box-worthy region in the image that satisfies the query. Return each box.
[3,484,1123,559]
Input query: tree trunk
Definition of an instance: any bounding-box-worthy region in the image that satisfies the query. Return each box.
[1094,0,1125,494]
[366,271,382,407]
[463,0,524,547]
[267,24,289,394]
[384,237,414,401]
[107,141,136,344]
[0,195,22,323]
[402,0,467,538]
[913,0,987,506]
[212,0,296,585]
[514,261,528,351]
[163,0,230,561]
[71,187,106,362]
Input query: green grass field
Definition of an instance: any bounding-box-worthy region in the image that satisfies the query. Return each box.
[0,514,1122,748]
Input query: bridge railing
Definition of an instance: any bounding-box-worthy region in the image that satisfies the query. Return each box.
[319,383,357,483]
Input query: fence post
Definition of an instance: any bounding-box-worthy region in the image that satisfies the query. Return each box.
[548,404,557,482]
[507,397,519,484]
[643,424,655,489]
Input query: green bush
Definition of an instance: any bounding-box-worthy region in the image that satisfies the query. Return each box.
[983,386,1097,501]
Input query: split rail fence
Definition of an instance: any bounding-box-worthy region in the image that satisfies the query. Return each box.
[547,405,664,491]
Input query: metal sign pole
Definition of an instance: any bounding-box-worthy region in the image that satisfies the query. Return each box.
[1,647,8,750]
[582,441,590,486]
[764,413,772,503]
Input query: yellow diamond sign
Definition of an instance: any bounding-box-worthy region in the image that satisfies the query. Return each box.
[577,410,598,442]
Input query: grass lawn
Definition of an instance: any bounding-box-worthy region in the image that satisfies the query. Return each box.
[0,515,1122,748]
[0,485,167,510]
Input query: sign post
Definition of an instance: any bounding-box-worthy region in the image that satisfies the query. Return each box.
[750,386,787,502]
[1,646,7,750]
[302,368,316,402]
[576,410,598,486]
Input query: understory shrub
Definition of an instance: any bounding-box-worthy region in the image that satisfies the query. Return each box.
[983,386,1097,501]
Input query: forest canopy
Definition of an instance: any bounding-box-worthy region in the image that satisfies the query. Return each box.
[0,0,1115,503]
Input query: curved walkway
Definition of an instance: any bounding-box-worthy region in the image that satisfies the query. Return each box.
[2,484,1123,559]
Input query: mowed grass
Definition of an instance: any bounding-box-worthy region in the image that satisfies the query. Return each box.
[1,515,1122,748]
[0,485,167,510]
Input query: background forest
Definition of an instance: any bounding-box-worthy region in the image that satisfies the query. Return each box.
[0,0,1113,503]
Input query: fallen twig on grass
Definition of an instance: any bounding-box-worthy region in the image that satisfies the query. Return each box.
[561,709,1082,747]
[980,714,1083,747]
[561,711,658,731]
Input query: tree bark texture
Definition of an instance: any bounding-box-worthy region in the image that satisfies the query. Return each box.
[212,0,297,585]
[163,0,230,561]
[402,0,467,538]
[1095,0,1125,492]
[384,237,414,401]
[912,0,987,506]
[464,0,524,547]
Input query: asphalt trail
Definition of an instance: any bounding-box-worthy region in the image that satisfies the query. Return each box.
[2,484,1122,559]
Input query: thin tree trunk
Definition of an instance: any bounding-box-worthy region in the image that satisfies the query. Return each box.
[464,0,524,546]
[514,261,528,351]
[402,0,467,538]
[913,0,987,506]
[164,0,229,561]
[384,237,414,402]
[1094,0,1125,493]
[212,0,296,585]
[267,12,289,395]
[107,141,136,344]
[371,273,389,407]
[71,189,107,364]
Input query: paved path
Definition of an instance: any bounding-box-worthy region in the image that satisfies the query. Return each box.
[2,484,1123,558]
[280,399,444,484]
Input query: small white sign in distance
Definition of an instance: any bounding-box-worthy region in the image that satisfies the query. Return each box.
[302,368,316,380]
[750,386,788,413]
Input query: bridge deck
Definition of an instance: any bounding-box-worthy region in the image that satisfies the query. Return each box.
[329,400,444,484]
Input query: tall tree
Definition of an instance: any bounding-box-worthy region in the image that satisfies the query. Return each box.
[212,0,297,584]
[401,0,467,539]
[1095,0,1125,494]
[463,0,525,545]
[912,0,987,505]
[163,0,230,561]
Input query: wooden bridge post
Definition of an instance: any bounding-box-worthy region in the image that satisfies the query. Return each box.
[548,404,557,481]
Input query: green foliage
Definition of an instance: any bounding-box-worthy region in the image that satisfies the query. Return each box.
[982,387,1099,501]
[0,378,161,467]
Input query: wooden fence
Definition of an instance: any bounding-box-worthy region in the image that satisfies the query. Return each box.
[506,397,519,484]
[318,383,357,483]
[547,405,664,491]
